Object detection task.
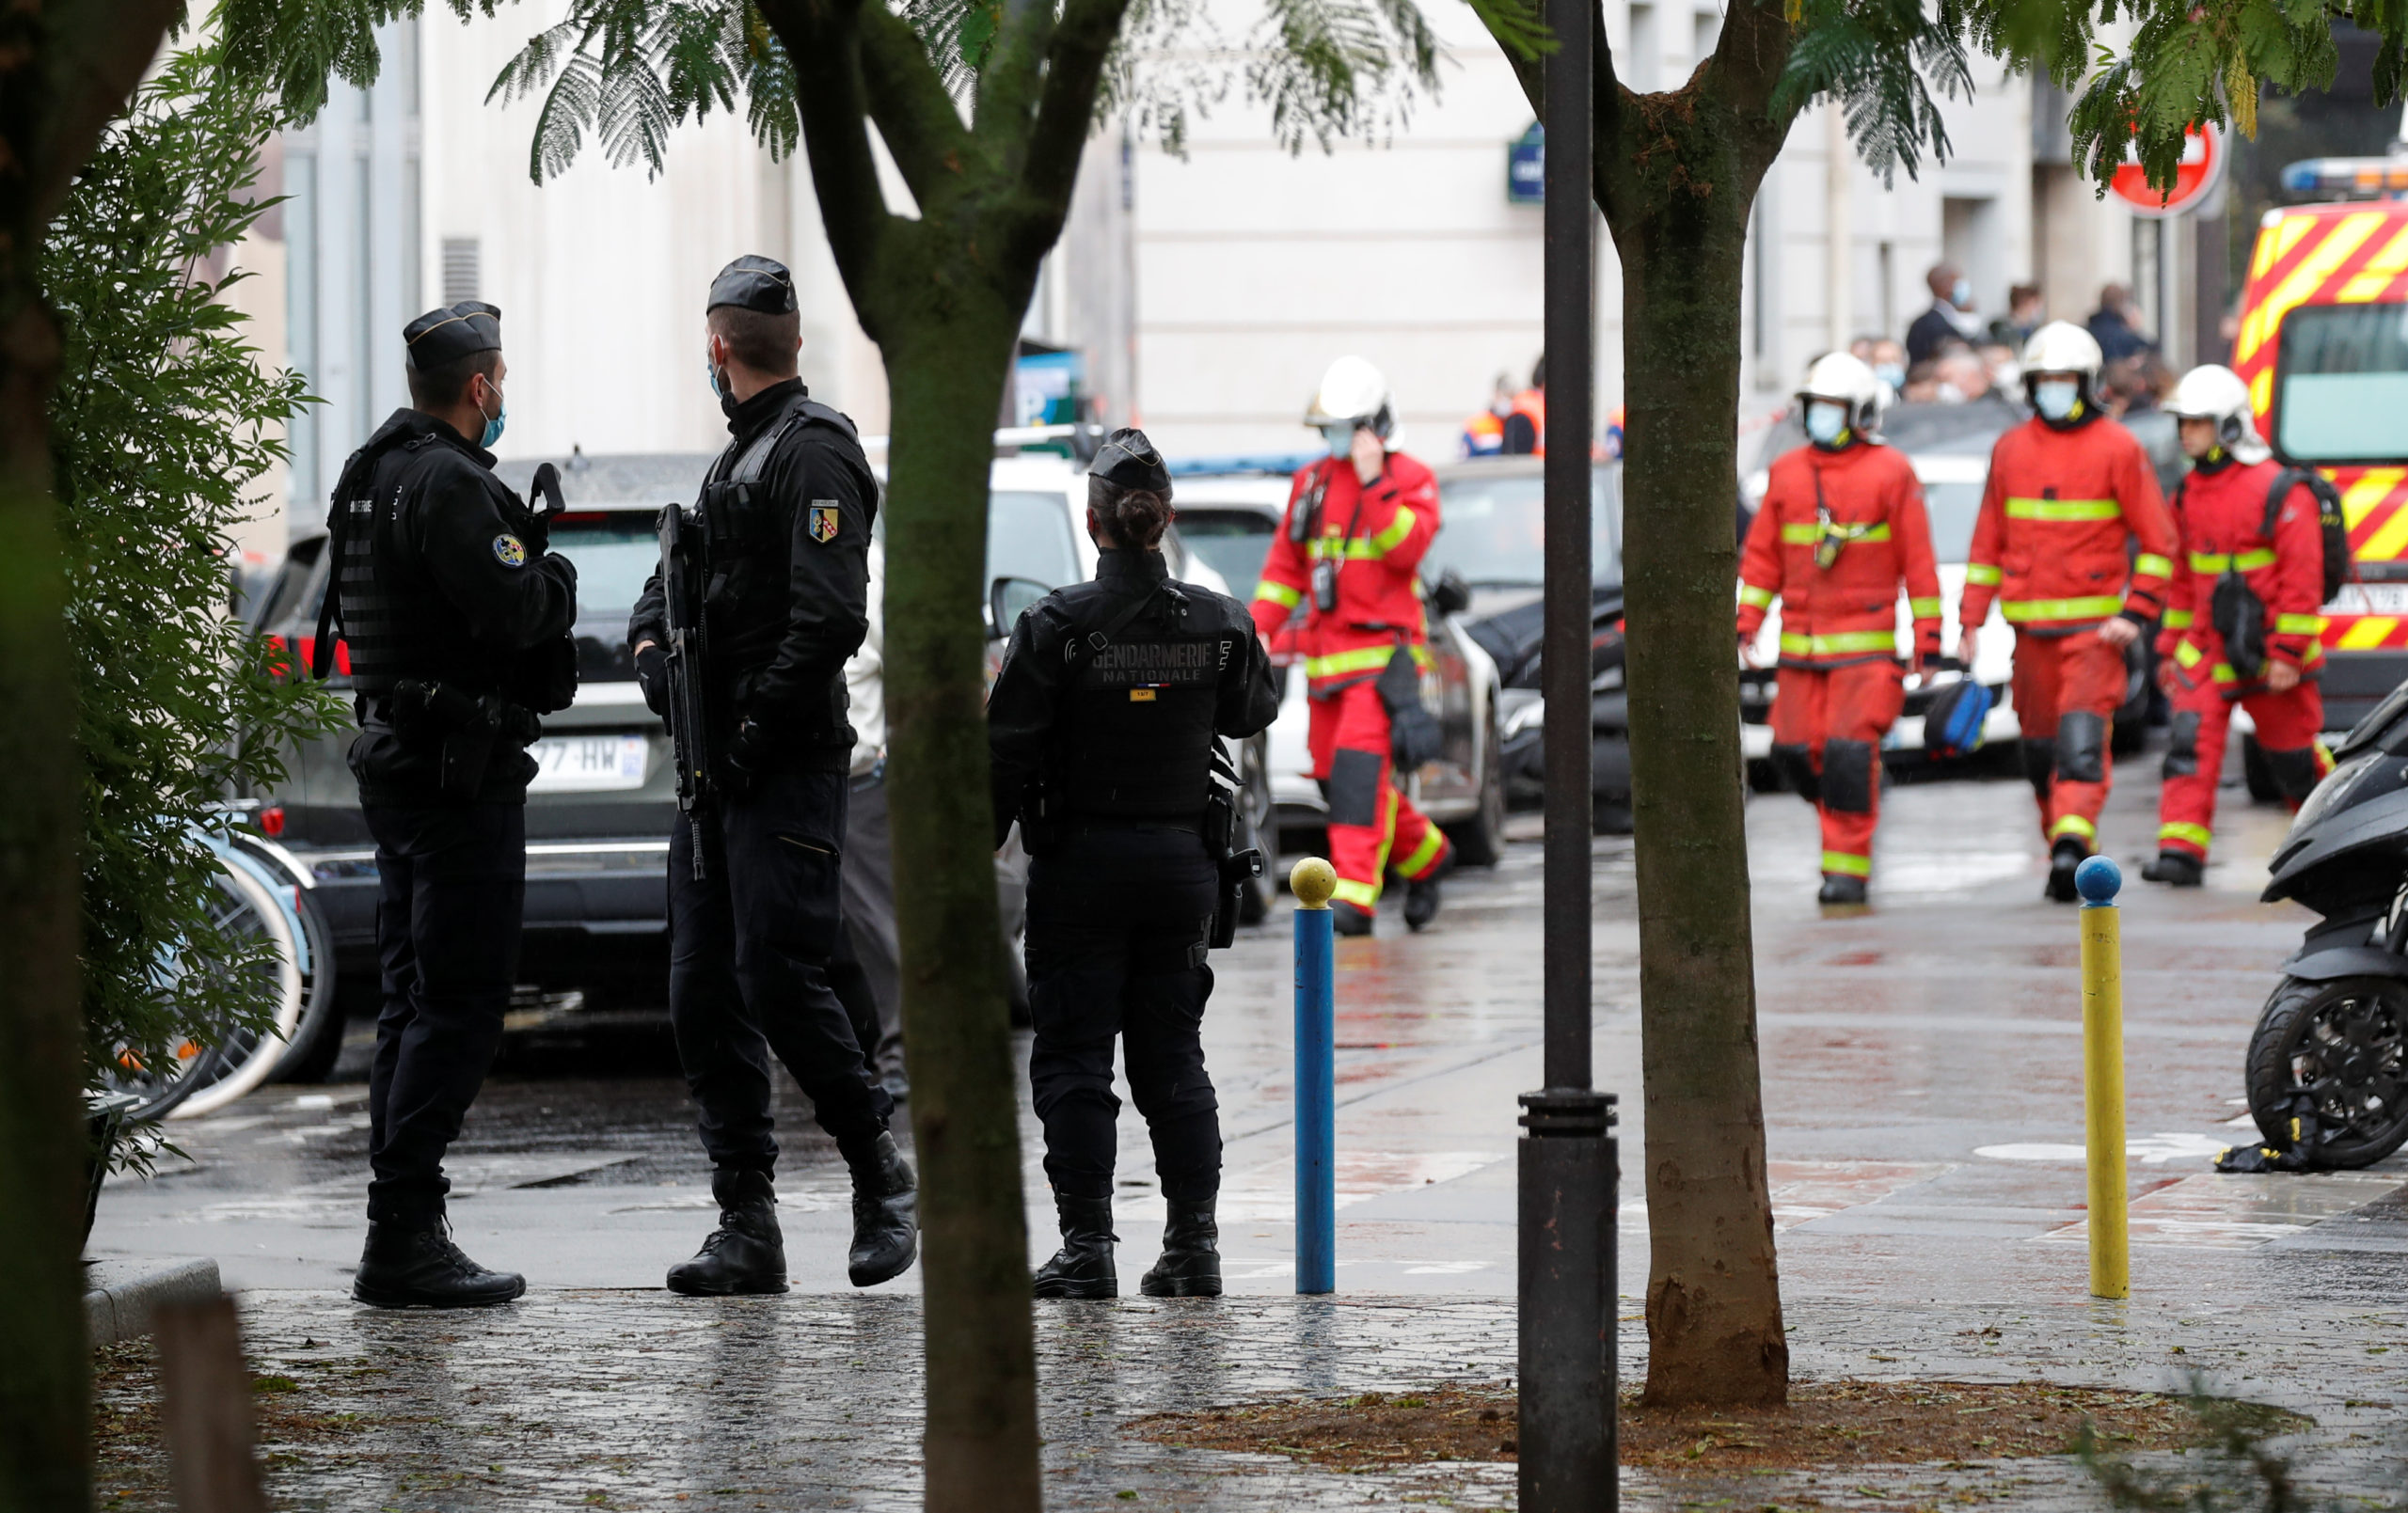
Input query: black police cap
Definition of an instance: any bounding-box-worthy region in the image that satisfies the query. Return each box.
[404,302,501,368]
[707,255,797,315]
[1088,427,1171,496]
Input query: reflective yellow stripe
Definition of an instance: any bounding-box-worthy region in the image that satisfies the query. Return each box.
[1780,522,1891,545]
[1395,825,1447,877]
[1779,522,1817,544]
[2275,613,2324,636]
[2190,549,2278,573]
[1254,580,1302,609]
[1310,537,1386,562]
[1820,850,1871,877]
[2162,608,2194,629]
[1331,878,1380,908]
[1779,630,1897,656]
[2174,639,2204,668]
[1965,563,2003,586]
[2000,596,2124,623]
[2159,822,2212,851]
[1367,506,1418,557]
[1738,583,1776,609]
[2005,496,2121,522]
[2212,662,2240,684]
[1302,645,1397,680]
[2050,814,2097,842]
[2133,554,2172,580]
[1908,597,1942,619]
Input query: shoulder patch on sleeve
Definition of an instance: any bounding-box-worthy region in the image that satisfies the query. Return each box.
[493,533,528,568]
[808,501,841,544]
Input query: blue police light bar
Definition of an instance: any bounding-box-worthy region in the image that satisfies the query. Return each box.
[1167,452,1319,478]
[2281,156,2408,197]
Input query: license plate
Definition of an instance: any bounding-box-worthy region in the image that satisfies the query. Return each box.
[528,733,650,793]
[2331,583,2408,616]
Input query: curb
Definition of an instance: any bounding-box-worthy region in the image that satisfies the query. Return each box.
[85,1257,222,1348]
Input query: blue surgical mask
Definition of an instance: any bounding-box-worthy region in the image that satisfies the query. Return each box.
[1322,422,1357,457]
[705,357,729,402]
[1873,362,1905,391]
[1952,277,1973,308]
[2034,379,2081,423]
[1805,401,1851,448]
[477,380,506,449]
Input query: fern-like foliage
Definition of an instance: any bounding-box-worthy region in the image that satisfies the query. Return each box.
[1772,0,1978,186]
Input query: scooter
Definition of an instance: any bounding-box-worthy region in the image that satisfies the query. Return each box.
[2255,679,2408,1168]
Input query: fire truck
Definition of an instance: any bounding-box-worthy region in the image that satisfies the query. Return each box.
[2231,148,2408,734]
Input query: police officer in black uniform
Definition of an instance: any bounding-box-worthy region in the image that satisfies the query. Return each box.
[626,256,915,1295]
[987,429,1281,1300]
[316,302,579,1308]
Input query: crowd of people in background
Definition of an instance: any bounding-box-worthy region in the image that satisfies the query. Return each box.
[1877,261,2178,420]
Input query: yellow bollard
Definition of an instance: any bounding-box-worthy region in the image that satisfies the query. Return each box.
[2075,855,2130,1300]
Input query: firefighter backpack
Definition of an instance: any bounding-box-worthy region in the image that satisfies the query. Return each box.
[2264,466,2352,607]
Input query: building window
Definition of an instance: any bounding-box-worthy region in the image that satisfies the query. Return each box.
[442,237,482,307]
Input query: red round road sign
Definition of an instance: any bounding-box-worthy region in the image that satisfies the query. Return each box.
[2108,123,2226,217]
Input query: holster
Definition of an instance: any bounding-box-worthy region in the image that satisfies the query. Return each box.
[391,679,539,799]
[1210,848,1264,951]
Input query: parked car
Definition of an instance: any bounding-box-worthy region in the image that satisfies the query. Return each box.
[1164,461,1513,864]
[1737,397,2156,785]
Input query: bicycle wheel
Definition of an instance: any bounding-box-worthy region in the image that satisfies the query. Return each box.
[166,850,305,1120]
[230,838,346,1084]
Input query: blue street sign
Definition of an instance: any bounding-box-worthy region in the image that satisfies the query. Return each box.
[1509,122,1545,205]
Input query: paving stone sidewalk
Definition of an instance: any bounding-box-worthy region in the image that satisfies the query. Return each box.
[91,1284,2408,1512]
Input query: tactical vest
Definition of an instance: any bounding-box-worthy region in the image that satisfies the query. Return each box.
[333,434,512,701]
[1056,584,1239,824]
[696,393,865,618]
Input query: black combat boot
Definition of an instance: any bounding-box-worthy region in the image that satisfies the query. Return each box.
[1140,1197,1223,1298]
[844,1132,918,1287]
[2045,839,2087,903]
[1402,850,1454,933]
[1330,903,1373,938]
[1032,1193,1118,1300]
[2142,850,2204,887]
[1816,874,1868,906]
[667,1168,788,1297]
[353,1220,526,1309]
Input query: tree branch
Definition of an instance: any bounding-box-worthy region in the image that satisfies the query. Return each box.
[30,0,184,228]
[758,0,898,325]
[1016,0,1136,219]
[855,1,979,208]
[1706,0,1798,141]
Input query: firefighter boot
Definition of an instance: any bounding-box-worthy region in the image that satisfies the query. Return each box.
[1331,903,1373,938]
[353,1220,526,1309]
[2045,839,2087,903]
[844,1132,919,1287]
[1817,875,1868,906]
[1141,1198,1224,1299]
[667,1168,788,1296]
[1033,1193,1119,1300]
[2143,851,2205,887]
[1402,851,1455,933]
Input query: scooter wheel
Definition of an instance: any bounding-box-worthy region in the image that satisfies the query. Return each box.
[2246,975,2408,1170]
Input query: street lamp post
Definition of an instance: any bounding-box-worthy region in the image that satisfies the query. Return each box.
[1517,0,1618,1502]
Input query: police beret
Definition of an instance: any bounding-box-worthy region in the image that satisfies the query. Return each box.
[707,255,797,315]
[1088,427,1171,496]
[404,302,501,368]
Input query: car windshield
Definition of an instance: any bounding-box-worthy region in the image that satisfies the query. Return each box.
[989,490,1082,589]
[1424,470,1622,588]
[1922,480,1985,563]
[552,515,658,616]
[2276,302,2408,464]
[1177,510,1277,595]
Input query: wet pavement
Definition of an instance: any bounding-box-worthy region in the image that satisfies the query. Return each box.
[89,750,2408,1507]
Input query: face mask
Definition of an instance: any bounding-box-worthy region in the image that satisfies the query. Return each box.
[705,359,726,401]
[1990,361,2022,391]
[1804,401,1851,448]
[1873,362,1905,391]
[476,380,506,449]
[1952,277,1973,308]
[2034,379,2081,423]
[1322,422,1357,457]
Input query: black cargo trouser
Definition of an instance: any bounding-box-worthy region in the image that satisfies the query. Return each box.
[1024,826,1222,1204]
[669,765,893,1173]
[364,802,526,1227]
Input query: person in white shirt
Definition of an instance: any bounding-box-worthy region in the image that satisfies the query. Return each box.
[833,540,907,1100]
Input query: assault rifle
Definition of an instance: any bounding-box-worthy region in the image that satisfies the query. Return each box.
[657,500,715,880]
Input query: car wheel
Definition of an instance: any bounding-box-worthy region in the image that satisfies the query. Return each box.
[1446,703,1510,867]
[2242,733,2282,804]
[1237,734,1278,922]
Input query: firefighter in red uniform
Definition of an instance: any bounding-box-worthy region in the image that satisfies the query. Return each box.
[1738,353,1942,906]
[2143,364,2334,886]
[1956,322,2178,902]
[1252,357,1450,937]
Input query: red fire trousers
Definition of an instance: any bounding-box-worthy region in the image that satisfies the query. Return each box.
[1308,681,1451,917]
[2156,675,2329,861]
[2009,628,2128,851]
[1768,661,1905,881]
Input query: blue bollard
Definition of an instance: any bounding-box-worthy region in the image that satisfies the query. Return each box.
[1291,857,1338,1294]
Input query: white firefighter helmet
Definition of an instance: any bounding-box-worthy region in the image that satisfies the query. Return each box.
[1303,355,1395,439]
[1798,351,1884,437]
[2020,321,2104,382]
[2166,363,2270,464]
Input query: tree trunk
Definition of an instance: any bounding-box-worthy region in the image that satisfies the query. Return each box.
[879,304,1044,1511]
[1603,75,1792,1407]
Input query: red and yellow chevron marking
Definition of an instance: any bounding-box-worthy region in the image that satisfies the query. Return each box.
[2234,204,2408,419]
[2322,614,2408,652]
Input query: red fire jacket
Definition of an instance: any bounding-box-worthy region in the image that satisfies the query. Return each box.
[1960,416,2176,635]
[1737,441,1942,669]
[1251,451,1442,692]
[2154,457,2328,690]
